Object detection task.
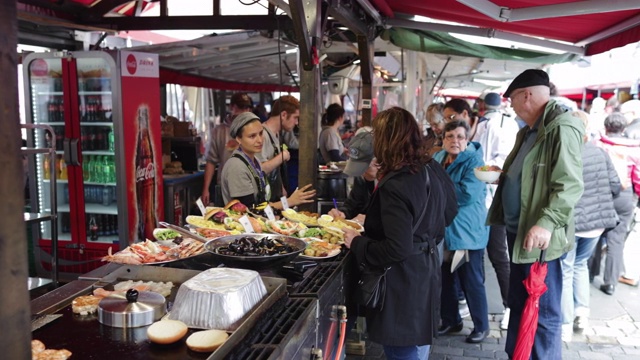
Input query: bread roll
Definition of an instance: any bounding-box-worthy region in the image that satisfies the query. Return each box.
[186,329,229,352]
[147,320,188,344]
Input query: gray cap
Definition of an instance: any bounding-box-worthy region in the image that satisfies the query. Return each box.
[229,112,260,138]
[343,130,374,177]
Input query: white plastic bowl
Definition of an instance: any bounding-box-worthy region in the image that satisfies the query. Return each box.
[474,168,501,183]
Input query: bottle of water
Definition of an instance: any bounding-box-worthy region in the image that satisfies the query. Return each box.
[102,186,111,206]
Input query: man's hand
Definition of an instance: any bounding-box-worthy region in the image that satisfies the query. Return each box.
[282,149,291,162]
[201,189,210,206]
[328,208,346,219]
[523,225,551,252]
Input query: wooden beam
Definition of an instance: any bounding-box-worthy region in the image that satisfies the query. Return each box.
[0,0,31,358]
[87,15,293,31]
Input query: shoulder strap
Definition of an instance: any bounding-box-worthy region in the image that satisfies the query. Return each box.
[412,164,430,233]
[263,126,280,155]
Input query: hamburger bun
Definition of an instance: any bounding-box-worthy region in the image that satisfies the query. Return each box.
[204,207,223,221]
[147,320,188,344]
[224,199,240,210]
[186,329,229,352]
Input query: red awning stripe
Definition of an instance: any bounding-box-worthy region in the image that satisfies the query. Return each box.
[159,68,299,93]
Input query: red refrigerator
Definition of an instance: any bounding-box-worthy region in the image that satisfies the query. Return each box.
[23,50,164,276]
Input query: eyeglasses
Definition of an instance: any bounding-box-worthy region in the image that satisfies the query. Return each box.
[446,114,458,121]
[444,134,467,141]
[509,89,527,102]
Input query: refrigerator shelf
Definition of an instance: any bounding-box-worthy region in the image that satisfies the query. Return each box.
[81,150,115,156]
[57,204,118,215]
[78,91,112,96]
[24,212,53,223]
[80,122,113,126]
[86,235,119,244]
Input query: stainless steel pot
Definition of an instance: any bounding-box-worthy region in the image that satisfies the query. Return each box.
[98,289,166,328]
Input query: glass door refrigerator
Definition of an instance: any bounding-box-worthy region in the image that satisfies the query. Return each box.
[24,50,164,276]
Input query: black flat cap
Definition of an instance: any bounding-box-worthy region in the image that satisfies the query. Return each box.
[503,69,550,98]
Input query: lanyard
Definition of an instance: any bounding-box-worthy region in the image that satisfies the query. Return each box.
[239,149,266,190]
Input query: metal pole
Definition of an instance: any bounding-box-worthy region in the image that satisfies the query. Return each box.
[430,57,451,95]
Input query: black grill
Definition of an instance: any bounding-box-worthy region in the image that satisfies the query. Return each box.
[291,261,342,296]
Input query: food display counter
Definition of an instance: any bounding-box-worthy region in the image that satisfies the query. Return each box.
[30,251,350,360]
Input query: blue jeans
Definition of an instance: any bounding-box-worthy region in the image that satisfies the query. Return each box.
[383,344,430,360]
[561,235,599,325]
[440,249,490,332]
[506,232,563,360]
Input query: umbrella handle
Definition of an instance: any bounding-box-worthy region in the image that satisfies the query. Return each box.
[539,249,546,263]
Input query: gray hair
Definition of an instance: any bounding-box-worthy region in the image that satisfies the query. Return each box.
[604,112,627,134]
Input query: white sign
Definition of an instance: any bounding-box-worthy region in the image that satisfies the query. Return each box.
[264,205,276,221]
[196,197,206,216]
[121,51,159,78]
[280,196,289,210]
[238,215,255,233]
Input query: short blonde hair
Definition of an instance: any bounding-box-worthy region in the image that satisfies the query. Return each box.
[571,110,589,143]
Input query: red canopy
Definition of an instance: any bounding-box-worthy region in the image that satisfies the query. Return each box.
[371,0,640,55]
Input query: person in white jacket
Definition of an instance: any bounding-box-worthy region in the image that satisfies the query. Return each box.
[474,92,520,330]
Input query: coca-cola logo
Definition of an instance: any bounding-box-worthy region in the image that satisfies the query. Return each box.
[136,162,155,182]
[126,54,137,75]
[31,59,49,77]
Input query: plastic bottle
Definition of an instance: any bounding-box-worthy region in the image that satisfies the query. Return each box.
[108,156,116,183]
[108,129,115,152]
[82,155,90,181]
[102,155,110,184]
[43,155,50,180]
[89,215,98,241]
[59,158,68,180]
[102,186,111,206]
[92,155,102,183]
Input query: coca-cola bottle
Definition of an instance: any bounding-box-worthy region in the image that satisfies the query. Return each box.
[89,215,98,241]
[134,106,158,241]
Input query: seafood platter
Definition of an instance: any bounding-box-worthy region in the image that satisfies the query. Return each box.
[30,265,287,360]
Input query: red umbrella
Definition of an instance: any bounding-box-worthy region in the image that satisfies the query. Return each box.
[513,250,548,360]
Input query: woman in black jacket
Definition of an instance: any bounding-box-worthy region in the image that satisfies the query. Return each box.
[560,111,621,342]
[344,107,458,360]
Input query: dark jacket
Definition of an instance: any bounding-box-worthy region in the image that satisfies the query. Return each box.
[340,176,375,219]
[350,160,458,346]
[574,142,621,232]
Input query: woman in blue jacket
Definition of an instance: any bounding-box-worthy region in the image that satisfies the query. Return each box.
[433,120,490,343]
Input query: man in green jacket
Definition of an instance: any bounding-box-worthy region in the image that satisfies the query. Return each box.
[487,69,584,359]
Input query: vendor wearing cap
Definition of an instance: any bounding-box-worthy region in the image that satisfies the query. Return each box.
[329,130,376,222]
[486,69,584,359]
[220,112,315,209]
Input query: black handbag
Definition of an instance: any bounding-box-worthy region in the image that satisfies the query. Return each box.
[355,164,431,310]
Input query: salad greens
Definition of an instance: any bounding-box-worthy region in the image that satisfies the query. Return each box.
[155,230,179,241]
[299,228,325,238]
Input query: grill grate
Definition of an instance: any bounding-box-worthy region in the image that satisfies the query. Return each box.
[290,262,341,296]
[248,298,315,344]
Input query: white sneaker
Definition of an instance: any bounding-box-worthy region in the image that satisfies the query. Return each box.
[562,323,573,343]
[500,308,510,330]
[458,303,470,318]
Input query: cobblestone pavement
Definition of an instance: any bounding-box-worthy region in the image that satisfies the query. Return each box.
[346,213,640,359]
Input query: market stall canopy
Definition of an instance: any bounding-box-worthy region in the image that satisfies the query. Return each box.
[130,31,300,92]
[370,0,640,56]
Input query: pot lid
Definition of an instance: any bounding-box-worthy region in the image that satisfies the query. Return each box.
[98,289,166,328]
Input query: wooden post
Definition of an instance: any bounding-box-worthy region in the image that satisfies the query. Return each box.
[357,35,374,126]
[0,0,31,358]
[290,0,322,212]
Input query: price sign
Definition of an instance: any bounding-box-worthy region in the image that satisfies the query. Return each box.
[238,215,255,233]
[264,205,276,221]
[196,197,206,216]
[280,196,289,210]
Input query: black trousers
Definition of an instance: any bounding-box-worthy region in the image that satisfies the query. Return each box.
[486,224,511,308]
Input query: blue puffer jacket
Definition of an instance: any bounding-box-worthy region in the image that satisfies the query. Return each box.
[433,142,489,250]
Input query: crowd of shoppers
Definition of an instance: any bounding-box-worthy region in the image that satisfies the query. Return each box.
[202,68,640,359]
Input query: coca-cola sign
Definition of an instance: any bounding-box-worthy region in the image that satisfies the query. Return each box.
[31,59,49,77]
[126,54,138,75]
[136,162,156,183]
